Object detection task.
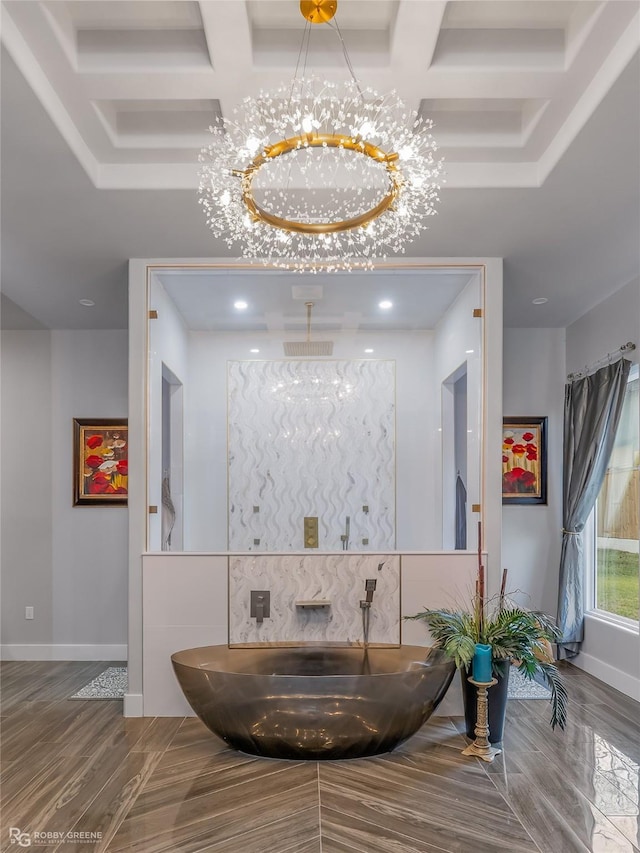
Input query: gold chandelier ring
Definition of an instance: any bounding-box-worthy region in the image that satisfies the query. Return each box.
[236,133,401,235]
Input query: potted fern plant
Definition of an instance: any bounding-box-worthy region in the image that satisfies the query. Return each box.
[406,558,567,742]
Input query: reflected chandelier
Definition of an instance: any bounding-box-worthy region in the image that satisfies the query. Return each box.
[198,0,443,271]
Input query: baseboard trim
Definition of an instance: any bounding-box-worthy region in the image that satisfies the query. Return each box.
[572,651,640,701]
[123,693,144,717]
[0,644,127,661]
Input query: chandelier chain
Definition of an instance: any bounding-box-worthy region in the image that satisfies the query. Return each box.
[328,17,365,103]
[288,19,311,109]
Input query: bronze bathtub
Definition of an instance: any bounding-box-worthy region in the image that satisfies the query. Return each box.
[171,645,455,760]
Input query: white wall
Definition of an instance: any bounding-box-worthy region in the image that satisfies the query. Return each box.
[1,330,129,659]
[1,331,53,648]
[148,278,189,551]
[434,277,483,552]
[502,328,566,617]
[50,331,129,655]
[186,329,440,552]
[565,277,640,698]
[566,278,640,376]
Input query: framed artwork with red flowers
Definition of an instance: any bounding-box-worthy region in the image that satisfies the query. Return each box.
[73,419,128,506]
[502,416,547,505]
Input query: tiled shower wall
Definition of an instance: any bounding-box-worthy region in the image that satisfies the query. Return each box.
[227,360,395,551]
[229,554,400,646]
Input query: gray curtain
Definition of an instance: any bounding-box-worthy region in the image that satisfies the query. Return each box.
[557,358,631,659]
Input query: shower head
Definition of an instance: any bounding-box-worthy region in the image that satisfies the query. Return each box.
[283,340,334,356]
[283,302,334,357]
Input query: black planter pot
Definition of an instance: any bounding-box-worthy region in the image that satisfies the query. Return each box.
[461,662,510,744]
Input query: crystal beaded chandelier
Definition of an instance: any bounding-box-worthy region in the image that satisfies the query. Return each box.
[198,0,443,271]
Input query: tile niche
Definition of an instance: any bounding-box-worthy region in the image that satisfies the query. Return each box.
[229,553,400,647]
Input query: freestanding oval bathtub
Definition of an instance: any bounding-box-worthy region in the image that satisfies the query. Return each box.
[171,645,455,760]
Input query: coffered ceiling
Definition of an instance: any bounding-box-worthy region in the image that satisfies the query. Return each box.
[1,1,638,332]
[3,0,638,189]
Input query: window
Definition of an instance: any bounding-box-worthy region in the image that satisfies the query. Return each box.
[592,364,639,623]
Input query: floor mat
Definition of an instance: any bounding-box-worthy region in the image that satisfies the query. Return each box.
[70,666,127,699]
[508,667,551,699]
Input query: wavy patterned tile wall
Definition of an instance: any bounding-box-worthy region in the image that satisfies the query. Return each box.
[228,360,396,551]
[229,554,400,646]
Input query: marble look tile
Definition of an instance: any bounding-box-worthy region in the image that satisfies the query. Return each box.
[1,748,69,811]
[2,660,638,853]
[2,702,97,762]
[488,750,638,853]
[142,624,224,717]
[229,553,400,646]
[45,752,162,853]
[129,717,183,753]
[166,717,225,753]
[198,809,321,853]
[141,751,252,795]
[42,701,125,756]
[608,816,640,850]
[227,359,395,553]
[125,753,296,820]
[559,667,640,722]
[488,771,592,853]
[321,806,453,853]
[600,768,640,810]
[107,777,319,853]
[523,747,638,817]
[143,555,228,628]
[525,711,640,774]
[319,772,538,852]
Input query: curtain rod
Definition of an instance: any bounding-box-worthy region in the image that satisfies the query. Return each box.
[567,341,636,382]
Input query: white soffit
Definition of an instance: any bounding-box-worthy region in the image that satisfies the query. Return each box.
[1,0,638,190]
[154,267,476,332]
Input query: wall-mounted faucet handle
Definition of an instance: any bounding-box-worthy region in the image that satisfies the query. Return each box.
[250,590,270,623]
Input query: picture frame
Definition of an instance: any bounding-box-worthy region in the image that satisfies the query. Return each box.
[73,419,128,506]
[502,416,547,505]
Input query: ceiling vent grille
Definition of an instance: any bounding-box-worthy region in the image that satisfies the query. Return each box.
[291,284,323,301]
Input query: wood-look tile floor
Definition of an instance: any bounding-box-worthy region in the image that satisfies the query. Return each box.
[1,661,639,853]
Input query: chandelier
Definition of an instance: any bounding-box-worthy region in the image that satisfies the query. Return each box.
[198,0,443,271]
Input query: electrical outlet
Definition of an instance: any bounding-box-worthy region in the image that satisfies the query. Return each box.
[25,606,34,620]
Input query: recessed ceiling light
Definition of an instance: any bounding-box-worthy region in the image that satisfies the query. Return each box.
[250,348,260,353]
[465,349,474,354]
[378,300,393,310]
[364,348,374,354]
[79,298,95,307]
[234,300,248,310]
[532,297,548,305]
